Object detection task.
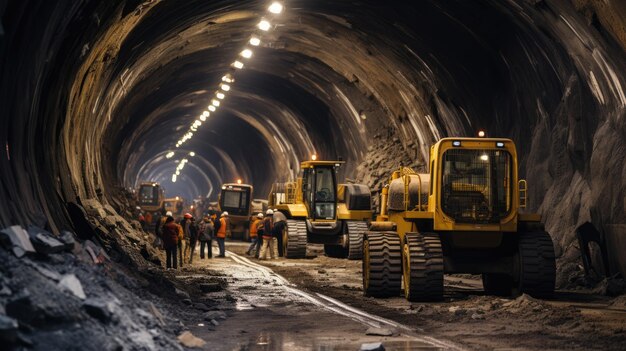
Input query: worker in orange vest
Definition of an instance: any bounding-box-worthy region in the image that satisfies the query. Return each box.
[246,213,263,256]
[215,212,229,257]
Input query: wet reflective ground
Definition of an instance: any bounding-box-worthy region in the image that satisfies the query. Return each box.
[184,243,458,351]
[237,333,442,351]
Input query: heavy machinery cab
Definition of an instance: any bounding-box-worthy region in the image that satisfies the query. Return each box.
[219,183,253,218]
[429,137,521,232]
[301,161,340,221]
[137,182,164,213]
[218,183,254,240]
[163,197,184,216]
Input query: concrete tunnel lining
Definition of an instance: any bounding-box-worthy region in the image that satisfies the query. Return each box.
[1,0,626,286]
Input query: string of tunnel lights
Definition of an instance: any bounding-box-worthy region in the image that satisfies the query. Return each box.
[169,1,285,183]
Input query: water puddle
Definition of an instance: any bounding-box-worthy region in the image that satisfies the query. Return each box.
[234,332,443,350]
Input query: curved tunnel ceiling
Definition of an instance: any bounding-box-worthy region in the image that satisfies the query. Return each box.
[2,0,626,278]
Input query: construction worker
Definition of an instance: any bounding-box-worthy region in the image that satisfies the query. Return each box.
[181,214,198,263]
[259,209,275,260]
[272,209,287,257]
[216,212,228,257]
[246,213,263,256]
[162,216,179,269]
[176,216,185,267]
[156,210,172,238]
[198,216,214,259]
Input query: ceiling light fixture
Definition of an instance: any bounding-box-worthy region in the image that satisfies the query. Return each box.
[268,2,283,14]
[249,36,261,46]
[240,49,253,59]
[232,60,244,69]
[258,19,271,31]
[216,92,225,99]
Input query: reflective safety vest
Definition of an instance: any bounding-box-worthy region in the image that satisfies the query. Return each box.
[249,218,259,237]
[217,217,227,238]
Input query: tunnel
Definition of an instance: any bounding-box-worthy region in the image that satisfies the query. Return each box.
[1,0,626,349]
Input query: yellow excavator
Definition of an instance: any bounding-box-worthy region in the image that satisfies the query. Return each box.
[363,137,556,301]
[269,160,373,259]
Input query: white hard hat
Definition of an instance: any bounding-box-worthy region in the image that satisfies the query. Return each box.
[257,213,264,218]
[273,209,278,212]
[266,209,274,215]
[222,211,229,217]
[166,211,173,216]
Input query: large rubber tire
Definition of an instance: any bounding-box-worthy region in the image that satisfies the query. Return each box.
[516,231,556,298]
[346,221,367,260]
[402,232,444,301]
[482,273,513,296]
[283,220,307,259]
[363,231,402,297]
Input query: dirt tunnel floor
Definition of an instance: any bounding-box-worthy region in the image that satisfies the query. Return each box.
[171,241,626,351]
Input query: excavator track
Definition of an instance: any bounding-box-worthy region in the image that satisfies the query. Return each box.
[283,219,307,259]
[346,221,368,260]
[402,232,444,301]
[363,231,402,297]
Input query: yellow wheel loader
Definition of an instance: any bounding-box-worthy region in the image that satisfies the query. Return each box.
[269,160,373,259]
[363,137,556,301]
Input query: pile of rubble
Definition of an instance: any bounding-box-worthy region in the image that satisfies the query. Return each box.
[0,198,226,350]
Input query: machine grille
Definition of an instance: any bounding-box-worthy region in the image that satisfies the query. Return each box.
[441,149,511,223]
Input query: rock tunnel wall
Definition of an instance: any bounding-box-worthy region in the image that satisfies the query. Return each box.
[1,0,626,284]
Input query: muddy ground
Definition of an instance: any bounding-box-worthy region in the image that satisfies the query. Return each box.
[3,219,624,351]
[191,241,626,351]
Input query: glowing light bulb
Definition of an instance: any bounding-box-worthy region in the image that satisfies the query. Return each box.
[166,151,174,159]
[232,60,244,69]
[221,84,231,91]
[212,99,220,107]
[189,151,195,157]
[216,92,225,99]
[172,174,177,182]
[202,111,210,117]
[240,49,253,59]
[478,130,486,137]
[268,2,283,14]
[258,20,271,31]
[249,37,261,46]
[200,115,207,122]
[237,179,242,185]
[208,105,216,112]
[311,154,317,161]
[480,154,489,161]
[222,74,233,83]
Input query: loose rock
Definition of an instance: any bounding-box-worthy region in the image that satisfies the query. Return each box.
[0,225,36,257]
[83,298,113,323]
[365,327,394,336]
[58,274,86,300]
[27,226,66,254]
[361,342,385,351]
[0,314,19,345]
[177,331,206,348]
[59,230,76,251]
